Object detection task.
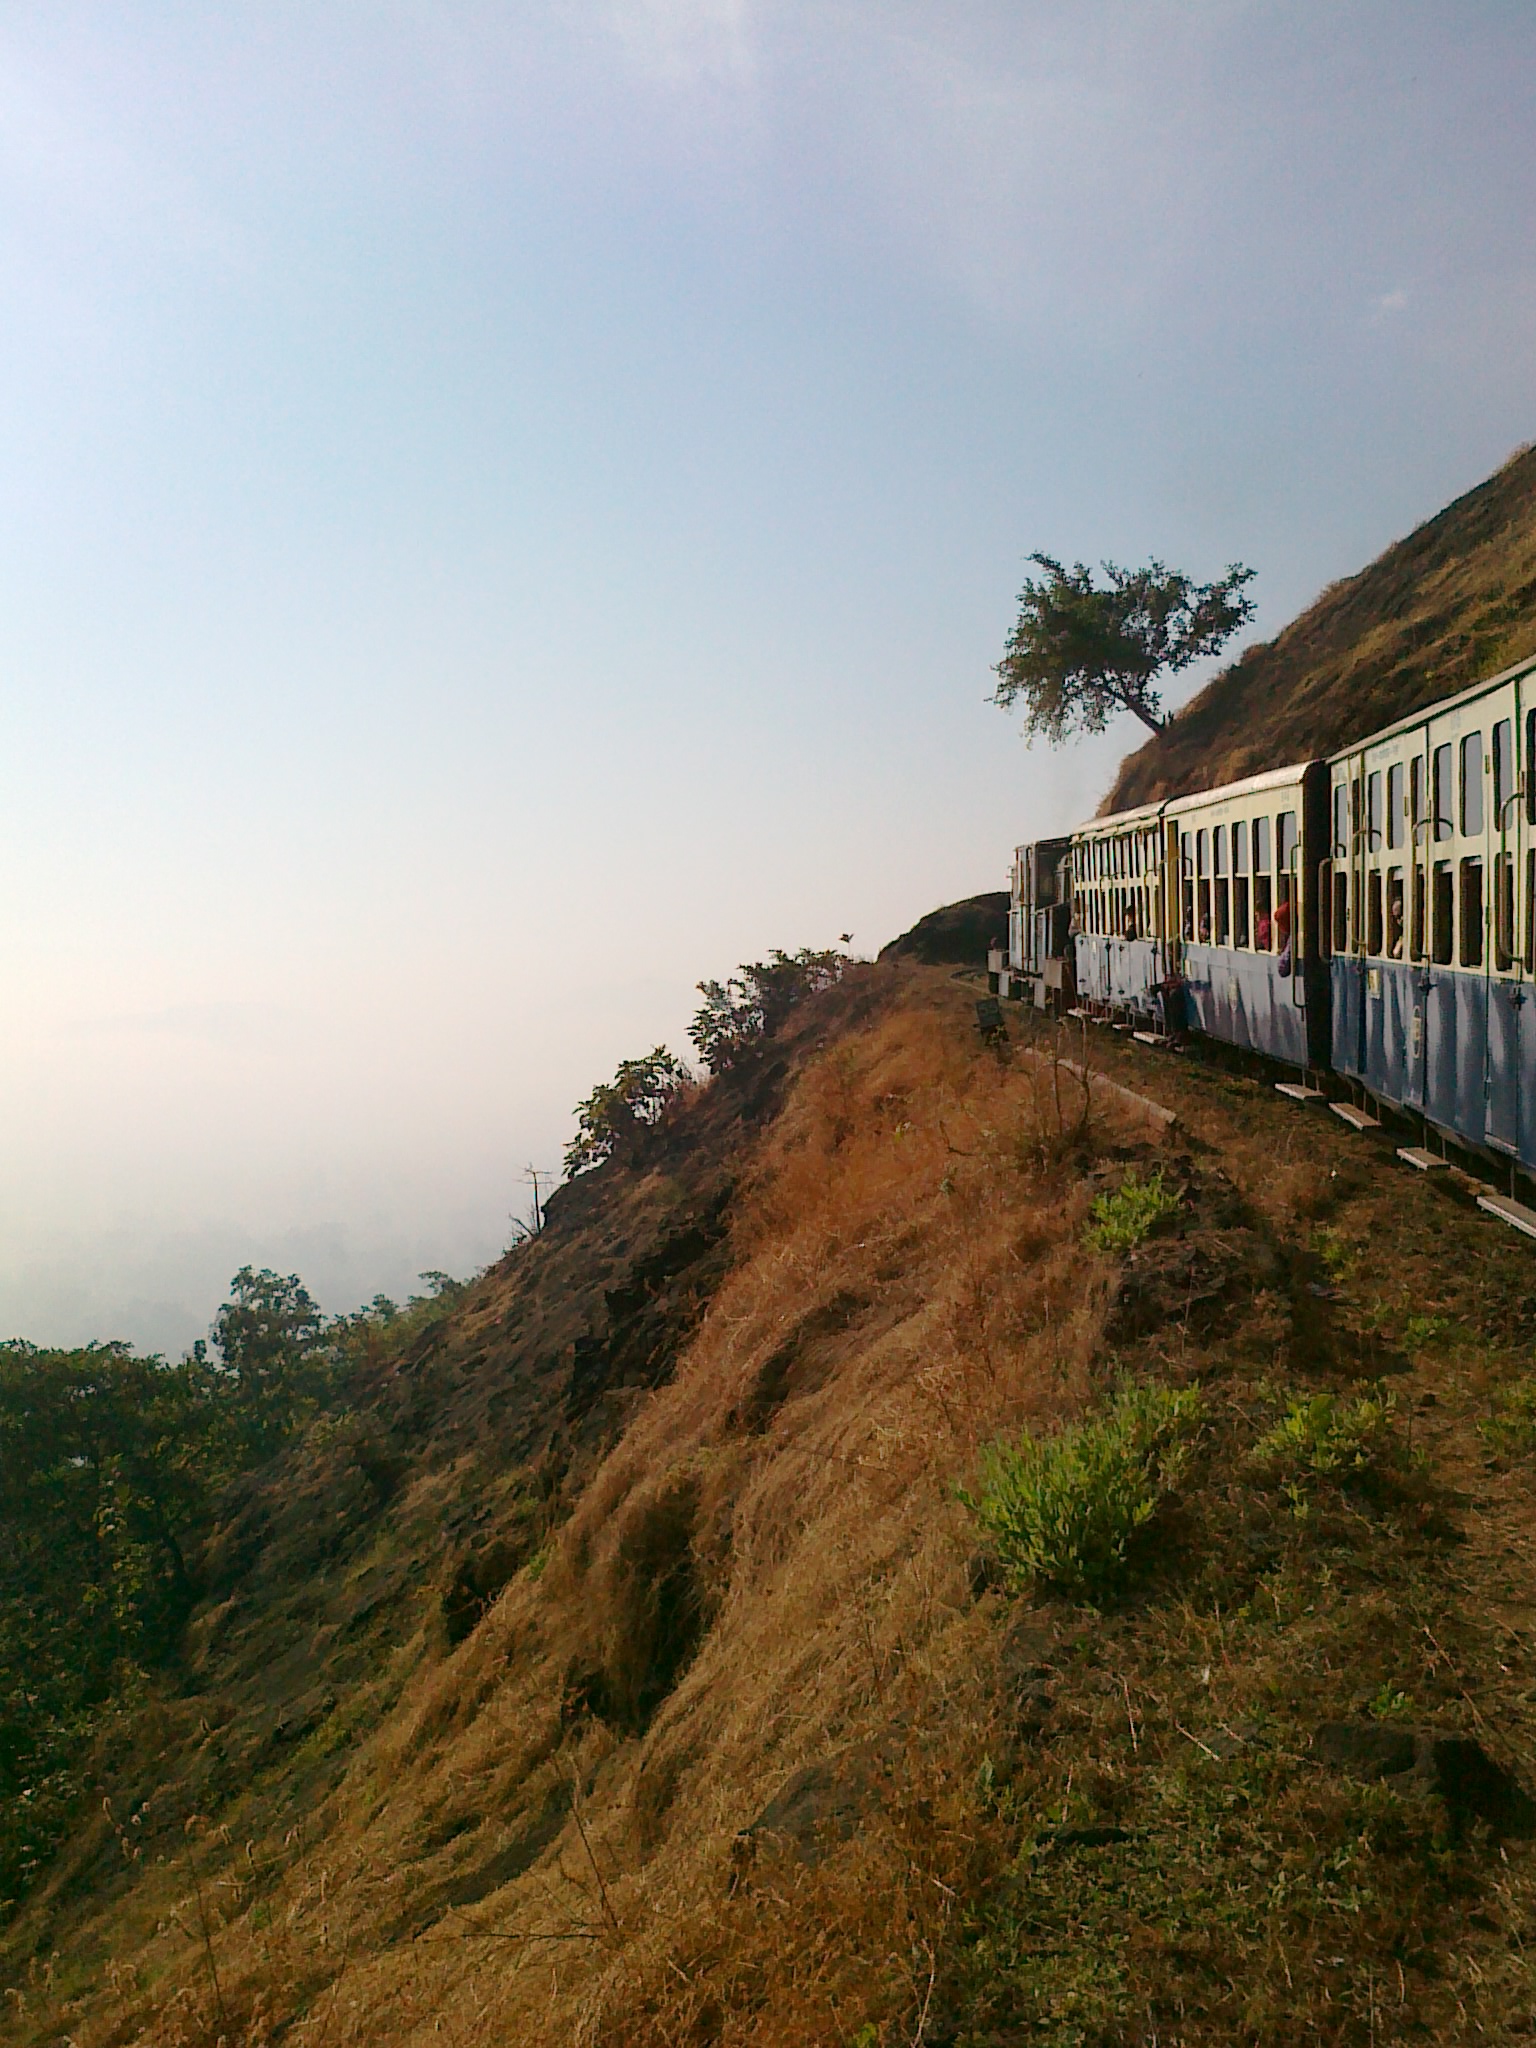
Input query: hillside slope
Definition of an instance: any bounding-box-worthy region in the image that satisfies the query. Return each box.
[1104,442,1536,811]
[7,966,1536,2045]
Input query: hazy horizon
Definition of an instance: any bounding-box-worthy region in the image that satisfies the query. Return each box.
[3,1,1534,1355]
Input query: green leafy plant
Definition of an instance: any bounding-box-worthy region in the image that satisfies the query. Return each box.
[1311,1227,1356,1284]
[689,948,847,1072]
[1479,1376,1536,1460]
[1369,1684,1415,1721]
[1085,1168,1181,1253]
[1402,1312,1450,1352]
[1253,1390,1396,1512]
[960,1381,1202,1605]
[564,1047,690,1177]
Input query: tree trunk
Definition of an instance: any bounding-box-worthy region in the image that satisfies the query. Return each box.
[1124,698,1167,734]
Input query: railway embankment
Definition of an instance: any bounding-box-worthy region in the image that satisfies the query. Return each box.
[8,946,1536,2046]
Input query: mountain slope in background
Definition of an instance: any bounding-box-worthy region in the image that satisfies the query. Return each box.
[1104,442,1536,811]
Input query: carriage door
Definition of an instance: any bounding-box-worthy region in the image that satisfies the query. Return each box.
[1484,697,1524,1155]
[1334,754,1368,1077]
[1404,735,1432,1113]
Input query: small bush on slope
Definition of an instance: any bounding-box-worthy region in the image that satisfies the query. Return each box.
[564,1047,690,1177]
[1253,1388,1397,1503]
[1480,1375,1536,1461]
[961,1382,1202,1605]
[1084,1167,1180,1253]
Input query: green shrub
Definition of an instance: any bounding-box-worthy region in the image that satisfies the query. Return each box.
[1085,1168,1181,1253]
[1402,1312,1450,1353]
[961,1381,1202,1605]
[1369,1683,1414,1721]
[1479,1376,1536,1460]
[1254,1389,1394,1480]
[689,948,847,1073]
[564,1047,689,1177]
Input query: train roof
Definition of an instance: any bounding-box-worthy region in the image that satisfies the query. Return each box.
[1070,794,1168,837]
[1325,645,1536,760]
[1163,759,1320,811]
[1070,759,1318,841]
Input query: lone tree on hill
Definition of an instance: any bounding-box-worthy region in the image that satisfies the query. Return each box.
[992,554,1256,743]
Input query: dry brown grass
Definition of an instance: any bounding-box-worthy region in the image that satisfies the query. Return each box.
[16,982,1536,2046]
[1106,441,1536,812]
[19,977,1166,2048]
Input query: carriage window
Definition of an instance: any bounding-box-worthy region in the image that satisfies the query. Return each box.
[1460,859,1484,969]
[1181,833,1194,941]
[1234,872,1250,947]
[1461,732,1484,838]
[1434,744,1454,841]
[1528,711,1536,827]
[1278,810,1297,870]
[1495,852,1515,971]
[1196,831,1212,941]
[1333,782,1348,855]
[1233,818,1248,873]
[1212,824,1228,943]
[1432,861,1454,964]
[1527,848,1536,973]
[1412,863,1427,962]
[1367,869,1384,956]
[1254,815,1271,874]
[1494,721,1513,822]
[1254,877,1273,950]
[1331,867,1348,957]
[1387,762,1403,849]
[1367,772,1383,850]
[1386,868,1404,960]
[1411,755,1427,842]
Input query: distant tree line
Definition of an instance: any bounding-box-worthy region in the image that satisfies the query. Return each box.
[0,1265,465,1918]
[563,946,848,1178]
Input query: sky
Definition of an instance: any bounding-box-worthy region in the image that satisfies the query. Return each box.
[1,0,1533,1354]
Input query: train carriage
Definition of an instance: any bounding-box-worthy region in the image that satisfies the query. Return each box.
[1070,799,1172,1025]
[1007,835,1073,1007]
[1326,650,1536,1169]
[1164,762,1330,1072]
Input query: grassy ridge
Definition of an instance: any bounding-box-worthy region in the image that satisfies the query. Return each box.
[8,973,1536,2044]
[1105,441,1536,811]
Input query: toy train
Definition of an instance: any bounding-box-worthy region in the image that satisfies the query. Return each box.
[1000,645,1536,1185]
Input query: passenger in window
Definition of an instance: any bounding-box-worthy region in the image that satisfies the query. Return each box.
[1198,908,1211,943]
[1386,874,1404,960]
[1122,905,1138,941]
[1255,902,1271,950]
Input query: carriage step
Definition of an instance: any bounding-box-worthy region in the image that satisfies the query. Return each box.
[1133,1031,1172,1048]
[1066,1007,1090,1021]
[1397,1146,1447,1172]
[1275,1082,1325,1102]
[1330,1102,1380,1132]
[1476,1192,1536,1241]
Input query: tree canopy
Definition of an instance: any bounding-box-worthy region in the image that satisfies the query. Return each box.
[563,1047,690,1177]
[689,948,846,1073]
[992,554,1256,743]
[0,1262,472,1919]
